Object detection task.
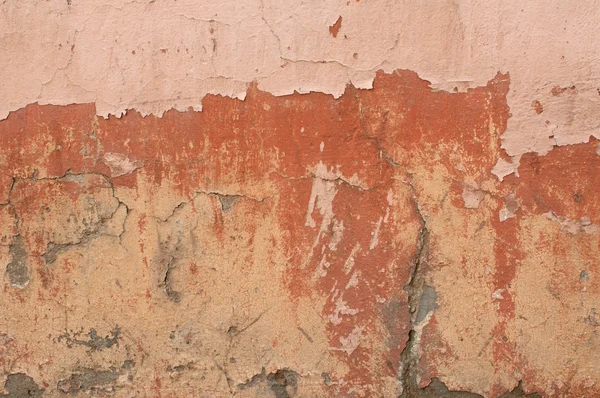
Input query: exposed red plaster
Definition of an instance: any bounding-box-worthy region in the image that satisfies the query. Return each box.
[329,16,342,38]
[357,71,510,180]
[507,137,600,223]
[280,177,422,393]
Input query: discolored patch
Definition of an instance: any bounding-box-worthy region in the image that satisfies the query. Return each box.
[5,236,29,288]
[2,373,43,398]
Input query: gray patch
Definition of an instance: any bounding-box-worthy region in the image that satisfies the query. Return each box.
[3,373,43,397]
[5,236,30,288]
[56,361,133,395]
[580,270,590,281]
[227,325,239,337]
[41,242,69,265]
[217,194,240,212]
[56,326,120,351]
[122,360,135,369]
[415,285,438,324]
[267,369,298,398]
[238,368,299,398]
[57,368,119,394]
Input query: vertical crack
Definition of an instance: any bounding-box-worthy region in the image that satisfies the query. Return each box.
[163,254,182,303]
[399,204,430,397]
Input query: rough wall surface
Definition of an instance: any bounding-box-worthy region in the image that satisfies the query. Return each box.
[1,1,599,398]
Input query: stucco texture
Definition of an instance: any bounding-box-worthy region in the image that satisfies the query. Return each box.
[1,1,600,397]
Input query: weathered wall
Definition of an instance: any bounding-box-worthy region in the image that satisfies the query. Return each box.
[1,1,599,397]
